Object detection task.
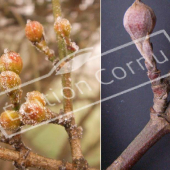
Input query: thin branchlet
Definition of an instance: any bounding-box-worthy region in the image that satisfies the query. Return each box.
[52,0,88,169]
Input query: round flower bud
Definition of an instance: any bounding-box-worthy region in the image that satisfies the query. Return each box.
[25,20,44,42]
[0,51,23,74]
[19,100,46,125]
[54,18,71,37]
[26,91,46,106]
[0,71,21,92]
[123,0,156,40]
[0,110,21,130]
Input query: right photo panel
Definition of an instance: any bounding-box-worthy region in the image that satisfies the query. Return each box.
[102,0,170,170]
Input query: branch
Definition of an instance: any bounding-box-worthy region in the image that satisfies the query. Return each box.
[107,105,170,170]
[0,146,98,170]
[0,146,71,170]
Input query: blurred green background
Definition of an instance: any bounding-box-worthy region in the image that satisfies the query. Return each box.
[0,0,100,169]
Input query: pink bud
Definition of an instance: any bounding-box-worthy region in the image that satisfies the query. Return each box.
[123,0,156,40]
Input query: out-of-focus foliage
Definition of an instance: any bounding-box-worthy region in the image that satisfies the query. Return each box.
[0,0,100,169]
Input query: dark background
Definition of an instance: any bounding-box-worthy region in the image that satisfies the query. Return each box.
[101,0,170,169]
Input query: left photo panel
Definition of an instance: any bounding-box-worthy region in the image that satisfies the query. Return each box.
[0,0,100,169]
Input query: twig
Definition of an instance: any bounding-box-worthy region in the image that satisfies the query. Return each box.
[136,35,169,113]
[33,40,56,62]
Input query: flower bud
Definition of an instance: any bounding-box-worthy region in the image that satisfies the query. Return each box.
[0,51,23,74]
[19,100,46,125]
[26,91,46,106]
[0,71,21,92]
[25,20,44,42]
[0,110,21,130]
[123,0,156,40]
[54,17,71,37]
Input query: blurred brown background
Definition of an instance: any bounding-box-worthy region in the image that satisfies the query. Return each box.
[0,0,100,169]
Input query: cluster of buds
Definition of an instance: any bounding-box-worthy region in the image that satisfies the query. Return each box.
[19,91,48,125]
[0,91,54,131]
[25,18,78,62]
[0,50,23,106]
[0,49,56,129]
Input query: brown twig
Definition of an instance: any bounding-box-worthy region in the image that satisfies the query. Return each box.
[0,146,72,170]
[0,146,99,170]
